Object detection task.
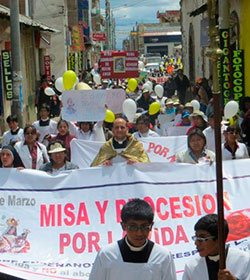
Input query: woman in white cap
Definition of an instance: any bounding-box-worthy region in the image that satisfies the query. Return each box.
[39,140,78,174]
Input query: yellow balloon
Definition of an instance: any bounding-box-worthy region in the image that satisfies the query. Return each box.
[149,102,161,115]
[63,70,77,90]
[76,82,92,90]
[128,78,138,92]
[125,89,130,94]
[105,109,115,123]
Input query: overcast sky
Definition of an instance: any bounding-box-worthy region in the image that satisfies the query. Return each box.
[100,0,180,49]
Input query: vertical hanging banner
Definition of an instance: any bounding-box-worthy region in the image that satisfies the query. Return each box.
[100,51,139,79]
[68,52,76,72]
[44,55,51,81]
[1,50,13,100]
[231,49,244,102]
[72,26,85,51]
[220,29,231,106]
[78,51,83,72]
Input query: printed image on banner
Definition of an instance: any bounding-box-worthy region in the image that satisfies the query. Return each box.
[0,161,250,280]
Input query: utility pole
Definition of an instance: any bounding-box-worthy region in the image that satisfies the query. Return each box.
[105,0,110,50]
[10,0,23,127]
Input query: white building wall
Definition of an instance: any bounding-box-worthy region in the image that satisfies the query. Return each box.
[181,0,241,82]
[33,0,68,78]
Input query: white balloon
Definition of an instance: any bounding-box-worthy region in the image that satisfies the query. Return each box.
[55,77,65,92]
[93,74,101,85]
[146,81,153,92]
[44,87,56,96]
[224,100,239,119]
[190,100,200,111]
[143,83,152,93]
[122,99,137,122]
[155,84,164,98]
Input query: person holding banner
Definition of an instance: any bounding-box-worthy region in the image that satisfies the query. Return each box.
[176,129,215,164]
[133,115,159,139]
[91,118,150,166]
[39,140,78,173]
[182,214,250,280]
[89,199,177,280]
[0,145,24,169]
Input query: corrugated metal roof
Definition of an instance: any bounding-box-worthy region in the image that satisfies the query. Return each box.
[0,4,59,33]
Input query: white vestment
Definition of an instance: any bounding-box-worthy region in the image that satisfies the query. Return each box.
[182,248,250,280]
[89,242,177,280]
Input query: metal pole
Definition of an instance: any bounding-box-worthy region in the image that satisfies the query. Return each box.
[206,0,225,269]
[10,0,23,127]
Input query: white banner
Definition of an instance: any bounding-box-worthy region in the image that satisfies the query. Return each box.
[62,89,126,121]
[0,161,250,279]
[71,136,187,168]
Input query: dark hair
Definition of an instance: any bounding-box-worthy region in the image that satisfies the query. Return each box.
[194,214,229,241]
[24,125,37,135]
[136,114,150,127]
[6,115,18,123]
[39,103,50,113]
[78,122,93,132]
[57,119,69,129]
[239,96,250,112]
[121,199,154,223]
[226,125,240,134]
[187,129,206,149]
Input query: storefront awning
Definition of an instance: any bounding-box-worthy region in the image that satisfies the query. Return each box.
[0,4,59,33]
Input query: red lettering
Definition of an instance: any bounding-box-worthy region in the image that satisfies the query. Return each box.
[194,195,202,216]
[72,233,86,253]
[64,203,75,226]
[57,204,62,226]
[116,199,126,223]
[183,196,195,217]
[202,194,216,214]
[108,231,113,244]
[147,142,155,153]
[76,203,90,225]
[169,197,182,218]
[159,147,169,157]
[59,233,70,254]
[40,204,55,227]
[175,225,189,244]
[215,192,231,211]
[156,197,169,220]
[161,227,174,245]
[95,200,109,224]
[88,232,100,252]
[153,228,160,244]
[154,145,162,154]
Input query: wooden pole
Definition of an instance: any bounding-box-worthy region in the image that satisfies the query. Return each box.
[206,0,226,269]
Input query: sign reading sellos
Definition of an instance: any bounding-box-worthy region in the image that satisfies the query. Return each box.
[1,50,13,100]
[100,51,139,79]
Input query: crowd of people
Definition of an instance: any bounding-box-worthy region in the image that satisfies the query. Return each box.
[1,65,250,279]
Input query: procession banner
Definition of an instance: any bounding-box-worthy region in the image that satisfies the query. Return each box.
[0,160,250,280]
[62,89,126,121]
[70,136,187,168]
[100,51,139,79]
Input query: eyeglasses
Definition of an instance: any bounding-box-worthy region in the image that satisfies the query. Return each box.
[192,236,215,242]
[25,132,36,135]
[228,131,239,135]
[125,224,152,232]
